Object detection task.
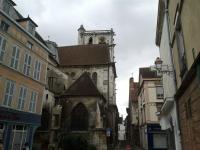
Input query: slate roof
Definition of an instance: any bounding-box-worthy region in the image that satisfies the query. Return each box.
[58,44,110,66]
[63,72,102,96]
[139,67,158,78]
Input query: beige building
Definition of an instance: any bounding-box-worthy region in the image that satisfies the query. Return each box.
[138,67,167,150]
[0,0,49,149]
[164,0,200,149]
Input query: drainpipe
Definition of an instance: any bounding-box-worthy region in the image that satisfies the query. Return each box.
[164,0,182,149]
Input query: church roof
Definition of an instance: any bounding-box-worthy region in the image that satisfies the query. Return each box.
[58,44,110,66]
[63,72,102,97]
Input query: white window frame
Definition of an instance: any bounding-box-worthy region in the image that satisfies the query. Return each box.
[10,46,20,70]
[156,86,164,99]
[29,91,37,112]
[33,60,41,80]
[17,86,27,110]
[3,79,15,107]
[0,35,6,62]
[23,53,31,76]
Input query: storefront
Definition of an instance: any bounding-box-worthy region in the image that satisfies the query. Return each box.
[0,106,41,150]
[147,124,167,150]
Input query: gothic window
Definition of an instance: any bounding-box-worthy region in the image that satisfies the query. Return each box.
[71,103,88,131]
[92,72,97,85]
[88,37,93,44]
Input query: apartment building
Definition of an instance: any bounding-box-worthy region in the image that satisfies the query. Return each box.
[138,67,167,150]
[0,0,48,149]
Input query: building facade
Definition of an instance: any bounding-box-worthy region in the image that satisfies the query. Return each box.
[158,0,200,149]
[126,77,139,146]
[155,0,182,149]
[0,0,49,149]
[138,67,167,150]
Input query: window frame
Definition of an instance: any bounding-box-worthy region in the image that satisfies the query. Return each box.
[33,60,41,80]
[10,45,20,70]
[29,91,37,112]
[156,86,164,99]
[3,79,15,107]
[0,35,6,62]
[23,53,31,76]
[17,86,27,110]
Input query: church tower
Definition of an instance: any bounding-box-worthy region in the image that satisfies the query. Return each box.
[77,25,116,62]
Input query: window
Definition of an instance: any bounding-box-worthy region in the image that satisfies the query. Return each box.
[156,86,164,99]
[92,72,97,85]
[26,41,33,49]
[33,60,41,80]
[3,80,15,107]
[0,21,9,32]
[29,91,37,112]
[71,103,88,131]
[54,115,60,127]
[11,125,27,150]
[88,37,93,44]
[175,14,187,77]
[28,22,35,35]
[17,86,27,110]
[0,36,6,62]
[23,53,31,76]
[10,46,20,69]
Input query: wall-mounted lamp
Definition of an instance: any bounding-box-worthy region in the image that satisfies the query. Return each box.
[154,57,174,74]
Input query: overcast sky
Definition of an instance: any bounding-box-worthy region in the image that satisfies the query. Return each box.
[15,0,159,118]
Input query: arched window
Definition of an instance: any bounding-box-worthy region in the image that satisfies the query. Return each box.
[88,37,93,44]
[92,72,97,85]
[71,103,88,131]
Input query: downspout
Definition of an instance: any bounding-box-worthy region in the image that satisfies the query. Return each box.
[107,64,110,105]
[164,0,182,149]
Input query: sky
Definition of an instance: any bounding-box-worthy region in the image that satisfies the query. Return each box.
[15,0,159,118]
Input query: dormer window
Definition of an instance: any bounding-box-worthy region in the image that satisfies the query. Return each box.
[16,16,38,36]
[28,21,35,35]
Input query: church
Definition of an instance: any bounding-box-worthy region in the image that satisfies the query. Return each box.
[33,26,118,150]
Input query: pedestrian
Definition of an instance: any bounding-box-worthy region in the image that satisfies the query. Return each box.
[22,142,29,150]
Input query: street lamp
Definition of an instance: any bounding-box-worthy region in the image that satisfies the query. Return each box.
[154,57,173,74]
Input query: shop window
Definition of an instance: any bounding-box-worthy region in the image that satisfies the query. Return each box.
[11,125,27,150]
[71,103,88,131]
